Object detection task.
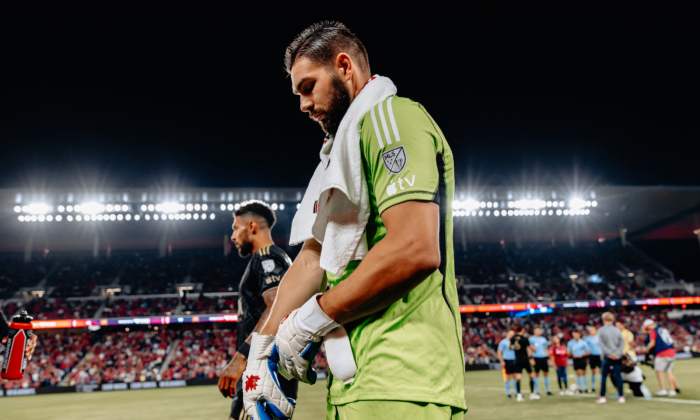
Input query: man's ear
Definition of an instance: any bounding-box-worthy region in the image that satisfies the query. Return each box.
[336,53,353,80]
[248,219,258,236]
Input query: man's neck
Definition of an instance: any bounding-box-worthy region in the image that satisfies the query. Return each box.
[251,235,275,255]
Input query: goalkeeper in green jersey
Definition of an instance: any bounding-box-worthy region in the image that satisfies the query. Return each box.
[242,21,466,420]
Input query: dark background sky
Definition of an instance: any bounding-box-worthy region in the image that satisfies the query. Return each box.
[1,3,698,190]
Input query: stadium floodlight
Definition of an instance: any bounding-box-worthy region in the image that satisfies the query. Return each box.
[494,210,499,216]
[202,204,208,211]
[125,214,131,221]
[234,203,240,211]
[76,215,82,221]
[67,215,73,222]
[280,204,285,210]
[18,215,24,222]
[485,210,490,216]
[486,202,492,208]
[25,203,50,214]
[160,202,179,213]
[168,214,174,220]
[297,203,301,209]
[493,202,499,208]
[569,197,586,209]
[55,215,61,221]
[57,206,65,212]
[546,201,552,207]
[14,206,21,213]
[480,201,486,208]
[478,210,483,216]
[153,214,159,220]
[67,205,74,212]
[227,203,234,211]
[193,213,199,220]
[194,204,201,211]
[46,215,53,222]
[556,209,562,216]
[106,204,114,212]
[115,214,121,221]
[210,213,216,220]
[513,199,546,209]
[592,200,598,207]
[548,210,553,215]
[186,203,193,211]
[148,204,155,211]
[145,214,151,220]
[97,215,104,221]
[30,215,38,222]
[80,202,105,214]
[179,204,185,211]
[563,209,570,215]
[201,213,207,219]
[186,213,192,220]
[74,205,82,212]
[133,215,138,221]
[220,204,226,211]
[559,201,565,207]
[38,215,45,222]
[271,203,278,210]
[141,205,147,211]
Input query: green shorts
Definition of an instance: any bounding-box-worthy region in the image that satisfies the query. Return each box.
[327,401,466,420]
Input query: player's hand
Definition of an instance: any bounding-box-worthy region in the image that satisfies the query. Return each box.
[500,361,505,368]
[530,358,535,366]
[275,294,339,384]
[1,335,37,361]
[218,352,247,398]
[242,333,295,420]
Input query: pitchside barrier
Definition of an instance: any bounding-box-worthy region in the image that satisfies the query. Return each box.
[23,296,700,330]
[0,378,218,397]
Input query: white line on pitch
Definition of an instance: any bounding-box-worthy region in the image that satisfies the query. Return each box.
[464,385,700,405]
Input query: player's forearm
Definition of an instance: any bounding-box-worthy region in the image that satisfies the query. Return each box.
[318,225,439,325]
[260,240,325,335]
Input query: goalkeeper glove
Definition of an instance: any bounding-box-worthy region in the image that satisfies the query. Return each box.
[275,293,340,384]
[242,333,295,420]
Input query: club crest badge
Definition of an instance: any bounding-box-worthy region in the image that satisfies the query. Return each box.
[261,260,276,273]
[381,146,407,175]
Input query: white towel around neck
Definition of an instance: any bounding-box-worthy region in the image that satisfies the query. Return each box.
[289,76,397,277]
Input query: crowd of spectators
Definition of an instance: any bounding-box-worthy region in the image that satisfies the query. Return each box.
[102,298,180,317]
[159,329,235,381]
[25,298,101,320]
[181,295,236,314]
[63,330,174,385]
[0,332,94,389]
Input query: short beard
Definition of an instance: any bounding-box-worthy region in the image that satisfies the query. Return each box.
[237,238,254,258]
[319,74,351,136]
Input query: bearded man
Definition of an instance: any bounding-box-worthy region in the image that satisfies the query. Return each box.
[242,22,466,420]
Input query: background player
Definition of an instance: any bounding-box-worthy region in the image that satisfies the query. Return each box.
[216,201,297,420]
[585,326,602,393]
[616,321,636,360]
[550,335,569,394]
[529,327,551,396]
[567,329,589,393]
[498,330,516,398]
[643,319,678,396]
[510,324,537,401]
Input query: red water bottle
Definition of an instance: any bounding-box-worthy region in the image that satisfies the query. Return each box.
[1,310,34,380]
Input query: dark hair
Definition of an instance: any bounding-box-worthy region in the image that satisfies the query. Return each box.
[511,323,524,333]
[285,21,370,75]
[234,200,276,229]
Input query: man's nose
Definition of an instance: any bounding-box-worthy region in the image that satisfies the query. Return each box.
[300,96,313,113]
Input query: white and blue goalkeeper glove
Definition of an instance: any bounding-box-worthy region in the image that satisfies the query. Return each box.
[276,293,357,385]
[242,333,296,420]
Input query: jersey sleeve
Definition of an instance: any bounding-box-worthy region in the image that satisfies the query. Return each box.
[649,329,657,341]
[254,254,289,295]
[360,97,443,215]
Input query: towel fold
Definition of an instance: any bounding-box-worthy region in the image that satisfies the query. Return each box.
[290,76,397,277]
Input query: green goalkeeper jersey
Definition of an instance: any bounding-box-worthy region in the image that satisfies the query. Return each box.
[325,96,466,410]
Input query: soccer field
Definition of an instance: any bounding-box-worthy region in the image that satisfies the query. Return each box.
[3,359,699,420]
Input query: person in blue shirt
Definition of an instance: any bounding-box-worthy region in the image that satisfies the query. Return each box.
[586,326,602,393]
[529,327,551,396]
[497,330,516,398]
[567,329,590,393]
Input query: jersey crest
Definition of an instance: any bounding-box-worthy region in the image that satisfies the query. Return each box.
[381,146,407,174]
[261,259,276,273]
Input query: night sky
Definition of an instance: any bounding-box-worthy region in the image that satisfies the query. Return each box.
[1,3,698,190]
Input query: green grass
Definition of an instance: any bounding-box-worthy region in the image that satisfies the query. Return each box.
[3,359,699,419]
